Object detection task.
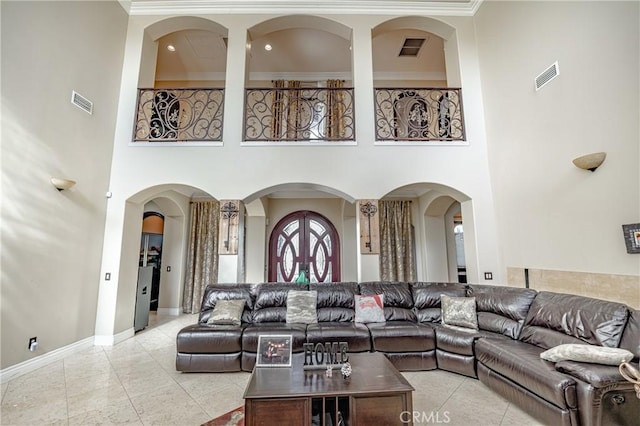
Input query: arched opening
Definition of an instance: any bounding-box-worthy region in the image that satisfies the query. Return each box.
[382,182,474,282]
[268,210,340,283]
[119,184,212,332]
[243,182,357,283]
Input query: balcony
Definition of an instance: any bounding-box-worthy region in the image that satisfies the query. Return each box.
[244,87,355,143]
[133,88,224,143]
[374,88,466,142]
[132,87,465,144]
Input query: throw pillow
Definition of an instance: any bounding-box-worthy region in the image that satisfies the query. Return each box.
[354,294,385,323]
[441,295,478,330]
[540,344,634,365]
[207,299,245,326]
[286,290,318,324]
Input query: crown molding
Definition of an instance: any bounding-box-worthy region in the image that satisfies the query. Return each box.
[128,0,483,16]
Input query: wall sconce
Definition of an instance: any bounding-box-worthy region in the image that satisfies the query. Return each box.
[572,152,606,172]
[50,177,76,191]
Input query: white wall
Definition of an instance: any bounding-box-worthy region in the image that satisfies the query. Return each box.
[0,1,127,368]
[475,1,640,276]
[92,11,502,338]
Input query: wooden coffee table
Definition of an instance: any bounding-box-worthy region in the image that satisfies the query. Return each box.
[243,352,414,426]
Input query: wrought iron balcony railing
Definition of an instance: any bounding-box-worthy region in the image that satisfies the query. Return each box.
[244,87,355,142]
[374,88,465,142]
[133,88,224,142]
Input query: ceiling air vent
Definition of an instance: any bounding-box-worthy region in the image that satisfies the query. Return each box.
[535,61,559,91]
[399,38,426,57]
[71,90,93,114]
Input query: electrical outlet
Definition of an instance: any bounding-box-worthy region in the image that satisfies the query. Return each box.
[28,337,38,352]
[484,272,493,280]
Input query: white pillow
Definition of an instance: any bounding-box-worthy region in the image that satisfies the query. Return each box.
[440,295,478,330]
[540,344,634,365]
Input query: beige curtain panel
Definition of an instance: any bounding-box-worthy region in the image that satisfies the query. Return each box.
[183,200,220,313]
[271,79,285,139]
[285,80,302,140]
[325,79,345,139]
[379,200,416,282]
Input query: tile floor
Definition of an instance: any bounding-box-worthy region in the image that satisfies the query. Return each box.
[1,313,543,425]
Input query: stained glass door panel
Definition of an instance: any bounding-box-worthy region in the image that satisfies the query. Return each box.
[269,211,340,283]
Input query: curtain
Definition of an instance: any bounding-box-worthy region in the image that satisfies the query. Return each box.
[182,200,220,313]
[271,80,285,139]
[325,79,345,139]
[379,200,416,281]
[285,80,301,140]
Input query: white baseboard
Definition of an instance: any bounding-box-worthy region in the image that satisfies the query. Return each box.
[0,336,94,384]
[94,327,134,346]
[157,307,180,316]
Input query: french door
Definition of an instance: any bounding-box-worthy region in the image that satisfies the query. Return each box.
[268,211,340,283]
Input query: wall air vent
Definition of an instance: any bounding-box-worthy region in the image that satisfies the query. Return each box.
[71,90,93,114]
[399,38,426,57]
[535,61,559,91]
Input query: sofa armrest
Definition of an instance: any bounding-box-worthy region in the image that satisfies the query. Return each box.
[555,360,631,388]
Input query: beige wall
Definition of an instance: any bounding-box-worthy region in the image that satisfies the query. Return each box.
[0,1,127,369]
[475,2,640,287]
[508,268,640,310]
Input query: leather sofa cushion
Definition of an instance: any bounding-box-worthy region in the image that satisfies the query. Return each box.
[306,322,372,352]
[619,309,640,359]
[366,321,435,352]
[198,284,256,324]
[432,323,507,356]
[254,283,308,309]
[359,282,413,308]
[555,360,633,388]
[253,306,287,323]
[317,307,354,322]
[467,285,537,321]
[242,322,307,353]
[360,282,415,321]
[476,338,577,409]
[520,292,629,349]
[177,324,245,353]
[410,282,467,309]
[410,282,466,323]
[467,285,537,339]
[415,307,442,323]
[310,282,358,308]
[477,312,521,340]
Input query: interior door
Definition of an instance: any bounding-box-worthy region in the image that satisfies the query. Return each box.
[269,211,340,283]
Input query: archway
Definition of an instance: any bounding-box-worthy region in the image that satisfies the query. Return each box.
[268,210,341,283]
[119,184,213,332]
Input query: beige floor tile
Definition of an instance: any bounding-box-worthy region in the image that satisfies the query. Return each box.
[439,378,509,426]
[1,381,9,402]
[0,313,543,425]
[67,397,142,425]
[501,403,546,426]
[128,382,210,425]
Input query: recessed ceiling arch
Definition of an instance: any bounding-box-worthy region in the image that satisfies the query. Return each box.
[248,14,351,41]
[372,16,455,41]
[145,15,228,40]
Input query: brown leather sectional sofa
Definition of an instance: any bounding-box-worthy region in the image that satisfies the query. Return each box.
[175,281,640,425]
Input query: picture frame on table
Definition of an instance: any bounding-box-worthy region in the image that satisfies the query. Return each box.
[622,223,640,254]
[256,335,293,367]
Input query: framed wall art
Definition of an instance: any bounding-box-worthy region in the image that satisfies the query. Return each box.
[256,335,293,367]
[622,223,640,254]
